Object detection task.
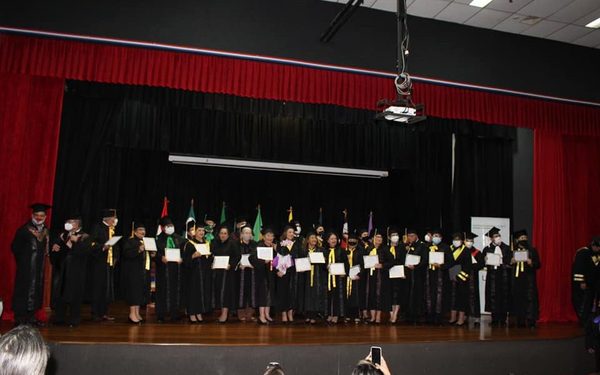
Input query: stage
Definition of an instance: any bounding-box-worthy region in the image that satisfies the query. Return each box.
[0,305,595,375]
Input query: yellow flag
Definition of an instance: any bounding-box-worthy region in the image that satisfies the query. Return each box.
[288,206,293,223]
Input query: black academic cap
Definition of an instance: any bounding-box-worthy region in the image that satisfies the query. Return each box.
[133,222,146,230]
[372,228,385,237]
[452,232,464,240]
[513,229,528,238]
[100,208,117,218]
[388,227,400,235]
[357,228,369,236]
[424,227,433,234]
[305,230,318,238]
[431,228,443,235]
[591,236,600,247]
[186,220,197,231]
[485,227,501,237]
[465,232,478,240]
[66,213,82,221]
[348,232,358,240]
[159,216,173,226]
[406,228,418,235]
[261,227,275,235]
[30,203,51,213]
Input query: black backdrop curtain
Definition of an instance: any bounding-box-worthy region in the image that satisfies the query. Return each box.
[52,81,514,238]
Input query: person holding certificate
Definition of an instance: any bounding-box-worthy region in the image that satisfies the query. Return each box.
[365,232,393,324]
[237,226,258,322]
[324,233,349,324]
[424,228,451,325]
[404,228,428,324]
[510,229,540,328]
[464,232,485,326]
[448,232,472,326]
[252,227,278,324]
[155,216,185,323]
[121,222,153,324]
[346,233,367,324]
[89,208,119,322]
[182,223,213,323]
[387,228,406,324]
[297,232,327,324]
[212,225,240,323]
[274,225,301,323]
[483,227,512,327]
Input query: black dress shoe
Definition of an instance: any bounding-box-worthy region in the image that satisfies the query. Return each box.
[128,317,141,324]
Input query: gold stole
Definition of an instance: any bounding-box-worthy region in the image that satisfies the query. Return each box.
[429,245,438,270]
[514,250,525,277]
[308,247,316,287]
[142,239,150,271]
[390,245,396,259]
[452,245,465,260]
[328,248,336,291]
[369,247,378,275]
[347,248,355,298]
[107,226,115,266]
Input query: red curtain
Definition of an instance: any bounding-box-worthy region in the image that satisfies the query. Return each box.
[0,73,65,321]
[534,131,600,322]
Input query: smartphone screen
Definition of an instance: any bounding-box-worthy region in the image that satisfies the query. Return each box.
[370,346,382,365]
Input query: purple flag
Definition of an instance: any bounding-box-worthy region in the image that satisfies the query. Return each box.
[368,211,373,236]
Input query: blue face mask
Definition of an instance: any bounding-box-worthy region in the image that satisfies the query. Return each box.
[432,236,442,245]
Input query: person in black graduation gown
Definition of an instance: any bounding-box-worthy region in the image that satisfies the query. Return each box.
[121,222,153,324]
[11,203,51,326]
[346,233,367,324]
[404,228,428,324]
[237,226,258,322]
[89,208,119,322]
[510,229,541,328]
[182,223,213,323]
[464,232,485,326]
[324,232,349,324]
[448,232,472,326]
[155,216,185,322]
[357,228,372,320]
[49,214,91,327]
[274,225,301,323]
[572,236,600,352]
[365,232,393,324]
[296,232,327,324]
[387,228,406,324]
[482,226,512,327]
[212,225,241,323]
[251,227,278,324]
[424,228,452,325]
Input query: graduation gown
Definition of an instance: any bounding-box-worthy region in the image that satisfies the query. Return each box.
[511,246,541,324]
[11,221,48,320]
[155,233,185,318]
[346,246,368,312]
[424,243,452,321]
[212,238,241,310]
[467,248,485,317]
[250,241,278,308]
[483,242,512,323]
[388,244,407,307]
[121,237,151,306]
[404,240,428,321]
[182,239,213,315]
[326,246,350,317]
[89,223,118,317]
[237,240,258,308]
[572,247,600,323]
[274,240,301,312]
[448,245,472,312]
[365,245,393,312]
[297,246,327,315]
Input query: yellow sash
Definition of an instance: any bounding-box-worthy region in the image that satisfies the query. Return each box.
[390,245,396,259]
[143,239,150,271]
[429,245,438,270]
[347,247,355,298]
[107,226,115,266]
[328,248,336,291]
[452,245,465,260]
[369,247,378,275]
[308,247,316,287]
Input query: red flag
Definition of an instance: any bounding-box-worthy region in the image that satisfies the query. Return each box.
[156,197,169,236]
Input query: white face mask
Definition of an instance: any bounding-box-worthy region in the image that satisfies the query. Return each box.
[242,233,253,242]
[32,217,45,226]
[295,226,301,234]
[432,236,442,245]
[452,240,463,248]
[465,240,474,249]
[164,226,175,235]
[424,234,432,243]
[113,218,119,227]
[64,222,74,231]
[390,235,400,244]
[493,236,502,245]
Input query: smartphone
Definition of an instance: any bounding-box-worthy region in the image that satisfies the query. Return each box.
[370,346,382,365]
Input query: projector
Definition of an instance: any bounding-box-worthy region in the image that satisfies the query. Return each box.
[376,100,426,124]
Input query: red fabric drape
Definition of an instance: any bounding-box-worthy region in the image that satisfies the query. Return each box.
[1,33,599,135]
[534,131,600,322]
[0,73,65,320]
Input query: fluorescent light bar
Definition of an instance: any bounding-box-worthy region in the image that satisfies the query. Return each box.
[469,0,493,8]
[586,17,600,29]
[168,154,388,179]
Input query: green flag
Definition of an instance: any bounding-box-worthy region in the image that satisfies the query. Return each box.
[253,206,263,241]
[220,202,226,224]
[186,199,196,225]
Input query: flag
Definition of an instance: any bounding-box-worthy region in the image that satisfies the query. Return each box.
[220,202,226,224]
[156,197,169,236]
[184,199,196,236]
[288,206,293,223]
[342,209,348,234]
[367,211,373,236]
[318,207,323,226]
[253,205,263,241]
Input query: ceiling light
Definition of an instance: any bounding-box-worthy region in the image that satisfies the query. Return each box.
[469,0,493,8]
[586,17,600,29]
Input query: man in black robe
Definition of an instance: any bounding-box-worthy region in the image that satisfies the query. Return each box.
[11,203,51,326]
[404,228,428,324]
[49,213,91,327]
[510,229,540,328]
[424,228,452,325]
[155,216,185,322]
[572,236,600,352]
[89,208,119,322]
[483,226,512,327]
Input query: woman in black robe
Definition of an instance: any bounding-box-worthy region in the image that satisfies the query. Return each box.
[510,230,541,328]
[212,225,240,323]
[365,232,393,324]
[325,232,349,324]
[154,216,185,322]
[274,225,301,323]
[465,233,485,325]
[296,232,327,324]
[387,228,406,324]
[251,227,278,324]
[237,226,258,322]
[121,222,152,324]
[182,224,213,323]
[346,233,367,323]
[483,227,512,327]
[424,229,452,325]
[448,232,472,326]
